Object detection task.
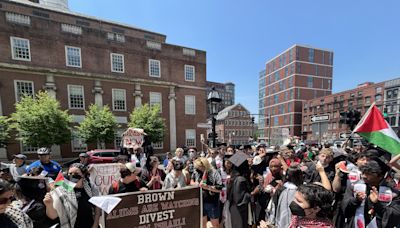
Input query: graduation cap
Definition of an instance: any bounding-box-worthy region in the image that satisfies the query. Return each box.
[17,175,48,201]
[229,151,249,167]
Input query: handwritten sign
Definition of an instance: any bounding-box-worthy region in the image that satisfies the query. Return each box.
[122,128,146,149]
[89,163,121,195]
[106,186,201,228]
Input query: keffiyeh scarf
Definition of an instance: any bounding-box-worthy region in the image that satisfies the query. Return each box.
[5,201,33,228]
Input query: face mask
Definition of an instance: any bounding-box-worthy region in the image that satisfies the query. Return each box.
[67,174,82,183]
[189,152,195,159]
[289,201,306,217]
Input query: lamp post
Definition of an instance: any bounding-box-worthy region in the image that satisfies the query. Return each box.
[207,87,222,148]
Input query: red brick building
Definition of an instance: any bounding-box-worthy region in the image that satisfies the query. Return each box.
[302,82,384,142]
[259,45,333,144]
[215,104,255,145]
[0,0,208,159]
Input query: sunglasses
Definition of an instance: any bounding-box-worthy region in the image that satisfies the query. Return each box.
[0,196,13,204]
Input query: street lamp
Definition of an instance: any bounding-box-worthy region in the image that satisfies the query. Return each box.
[207,87,222,148]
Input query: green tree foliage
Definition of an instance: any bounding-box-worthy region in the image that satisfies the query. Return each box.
[11,91,71,147]
[77,104,118,148]
[128,104,166,143]
[0,116,10,146]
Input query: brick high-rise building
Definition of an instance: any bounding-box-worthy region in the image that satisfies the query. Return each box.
[259,45,333,144]
[0,0,207,159]
[384,78,400,136]
[302,82,385,142]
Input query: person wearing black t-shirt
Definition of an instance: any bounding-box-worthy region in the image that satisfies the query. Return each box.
[109,162,148,194]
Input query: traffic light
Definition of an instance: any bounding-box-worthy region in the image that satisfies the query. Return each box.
[251,117,255,124]
[383,108,389,122]
[339,111,347,124]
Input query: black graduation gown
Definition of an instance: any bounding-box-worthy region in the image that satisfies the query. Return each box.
[228,176,252,228]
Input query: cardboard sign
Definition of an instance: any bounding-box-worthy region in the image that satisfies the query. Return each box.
[122,128,146,149]
[378,186,393,202]
[89,163,121,195]
[105,186,201,228]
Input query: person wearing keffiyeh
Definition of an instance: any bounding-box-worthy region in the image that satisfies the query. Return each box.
[43,163,100,228]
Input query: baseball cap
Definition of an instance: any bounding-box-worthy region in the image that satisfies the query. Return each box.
[79,153,89,158]
[125,162,141,174]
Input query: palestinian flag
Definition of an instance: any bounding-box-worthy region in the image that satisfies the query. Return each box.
[54,171,76,192]
[353,104,400,155]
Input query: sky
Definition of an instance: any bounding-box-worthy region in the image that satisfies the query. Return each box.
[69,0,400,116]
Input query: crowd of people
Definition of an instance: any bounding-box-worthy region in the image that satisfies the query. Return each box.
[0,140,400,228]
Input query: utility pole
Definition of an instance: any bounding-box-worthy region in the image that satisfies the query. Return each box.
[268,113,272,146]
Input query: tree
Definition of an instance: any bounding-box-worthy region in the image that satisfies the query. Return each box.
[128,104,166,143]
[11,91,71,147]
[0,116,10,147]
[77,104,118,149]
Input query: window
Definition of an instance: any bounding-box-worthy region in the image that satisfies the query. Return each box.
[393,89,399,99]
[376,87,382,93]
[14,80,34,102]
[71,130,87,153]
[309,49,314,62]
[274,117,278,126]
[185,95,196,115]
[111,53,124,73]
[307,76,313,88]
[114,130,124,149]
[375,94,382,102]
[365,97,371,105]
[21,141,38,154]
[149,92,162,110]
[185,129,196,147]
[149,59,161,77]
[65,46,82,67]
[61,23,82,35]
[288,77,293,87]
[152,142,164,149]
[6,12,30,25]
[274,95,278,104]
[112,89,126,111]
[184,65,195,81]
[68,85,84,109]
[274,72,279,81]
[10,37,31,61]
[288,103,291,112]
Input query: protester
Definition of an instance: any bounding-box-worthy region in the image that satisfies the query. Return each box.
[109,162,147,194]
[0,179,33,228]
[0,166,14,184]
[142,156,165,190]
[182,159,193,185]
[26,148,61,180]
[188,147,198,160]
[173,148,187,164]
[15,176,58,228]
[341,159,400,228]
[78,153,89,167]
[1,154,27,181]
[44,163,101,228]
[191,157,223,228]
[288,184,335,227]
[303,148,335,186]
[226,151,252,228]
[163,152,173,168]
[164,160,186,189]
[113,155,129,164]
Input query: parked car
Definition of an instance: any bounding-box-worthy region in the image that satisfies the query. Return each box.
[87,149,120,164]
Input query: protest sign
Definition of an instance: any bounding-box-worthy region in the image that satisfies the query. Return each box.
[89,163,121,195]
[105,186,202,228]
[122,128,146,149]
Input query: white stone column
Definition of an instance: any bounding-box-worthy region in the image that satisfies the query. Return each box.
[0,95,3,116]
[168,86,177,151]
[43,74,57,99]
[133,84,143,108]
[92,80,103,106]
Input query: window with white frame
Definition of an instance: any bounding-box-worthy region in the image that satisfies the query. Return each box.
[149,59,161,77]
[110,53,124,73]
[152,141,164,149]
[146,41,161,50]
[185,95,196,115]
[185,129,196,147]
[114,130,124,149]
[68,85,84,109]
[184,65,195,81]
[112,89,126,111]
[107,32,125,43]
[71,130,87,153]
[65,46,82,67]
[10,37,31,61]
[14,80,34,102]
[6,12,31,25]
[149,92,162,110]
